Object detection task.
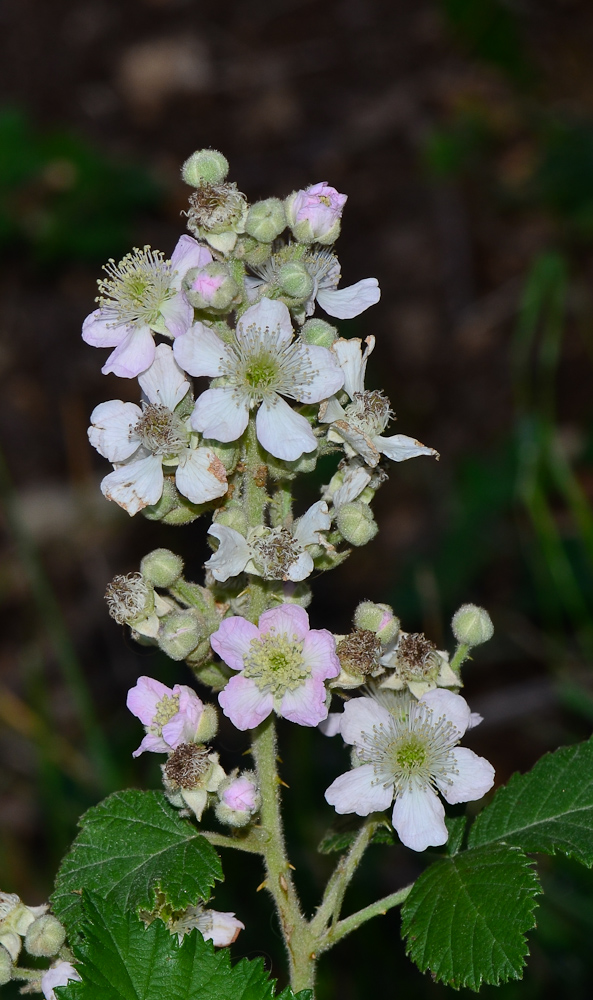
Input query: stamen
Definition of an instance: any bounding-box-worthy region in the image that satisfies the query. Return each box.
[134,404,186,456]
[243,628,308,695]
[96,246,173,328]
[105,572,150,623]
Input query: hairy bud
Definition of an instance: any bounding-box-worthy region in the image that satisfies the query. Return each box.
[451,604,494,647]
[245,198,286,243]
[140,549,184,589]
[277,261,314,300]
[301,318,338,348]
[183,263,240,312]
[182,149,229,187]
[0,946,12,986]
[335,501,378,546]
[158,611,201,660]
[24,915,66,958]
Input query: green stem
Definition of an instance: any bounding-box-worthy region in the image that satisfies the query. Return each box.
[319,884,414,952]
[252,716,316,993]
[450,642,471,673]
[199,829,263,854]
[311,818,379,936]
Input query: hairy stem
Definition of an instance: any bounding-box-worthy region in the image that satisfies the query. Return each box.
[199,829,263,854]
[319,884,414,953]
[311,817,380,937]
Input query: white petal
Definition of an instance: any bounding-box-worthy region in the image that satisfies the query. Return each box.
[207,910,245,947]
[438,748,495,805]
[256,396,317,460]
[391,785,448,852]
[333,466,372,506]
[102,325,155,378]
[376,433,439,463]
[331,420,381,466]
[175,448,228,503]
[291,344,344,403]
[88,400,142,462]
[170,235,212,287]
[317,278,380,319]
[173,323,231,378]
[101,455,163,515]
[159,291,193,339]
[331,336,375,399]
[138,344,190,410]
[82,309,123,347]
[293,500,331,547]
[319,712,342,737]
[237,297,294,347]
[325,764,393,816]
[205,525,250,581]
[192,387,250,443]
[340,696,392,746]
[318,396,346,423]
[420,688,472,738]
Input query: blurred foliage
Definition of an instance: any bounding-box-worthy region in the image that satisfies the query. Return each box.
[0,108,161,264]
[441,0,533,86]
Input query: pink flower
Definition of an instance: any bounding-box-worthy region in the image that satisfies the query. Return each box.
[220,773,259,812]
[212,605,340,730]
[126,676,207,757]
[286,182,347,244]
[41,963,82,1000]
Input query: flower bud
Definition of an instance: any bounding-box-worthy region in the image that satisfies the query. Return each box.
[212,508,248,535]
[451,604,494,647]
[285,182,347,244]
[277,261,314,300]
[215,771,260,828]
[182,149,229,188]
[158,612,201,660]
[0,945,12,986]
[335,501,378,546]
[184,263,240,311]
[354,601,400,645]
[195,703,219,743]
[24,915,66,958]
[245,198,286,243]
[141,549,184,589]
[300,318,338,348]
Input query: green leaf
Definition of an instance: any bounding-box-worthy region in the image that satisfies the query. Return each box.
[60,893,296,1000]
[317,816,394,854]
[52,790,222,935]
[469,736,593,865]
[401,844,540,990]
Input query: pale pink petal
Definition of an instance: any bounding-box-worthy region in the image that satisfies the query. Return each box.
[162,686,205,747]
[173,323,231,377]
[293,500,331,547]
[317,278,380,319]
[291,344,344,403]
[210,616,260,672]
[88,400,142,462]
[170,235,213,287]
[101,455,163,515]
[159,291,193,339]
[420,688,472,739]
[205,524,250,582]
[437,748,495,805]
[41,962,82,1000]
[318,712,342,737]
[221,774,258,812]
[258,603,310,641]
[391,784,448,852]
[127,676,173,723]
[102,325,156,378]
[302,628,341,681]
[191,387,250,443]
[376,433,438,462]
[279,676,328,726]
[175,448,228,504]
[207,910,245,947]
[132,732,171,758]
[237,298,294,347]
[331,337,375,399]
[82,309,124,348]
[325,764,394,816]
[256,396,317,460]
[138,344,189,410]
[339,696,393,747]
[218,674,274,730]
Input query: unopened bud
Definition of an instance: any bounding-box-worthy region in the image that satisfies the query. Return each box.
[182,149,229,187]
[141,549,184,588]
[301,318,338,348]
[335,501,378,546]
[277,261,313,300]
[451,604,494,647]
[0,945,12,986]
[24,915,66,958]
[184,263,240,311]
[245,198,286,243]
[158,612,201,660]
[354,601,400,645]
[285,182,346,244]
[213,508,248,535]
[215,772,260,828]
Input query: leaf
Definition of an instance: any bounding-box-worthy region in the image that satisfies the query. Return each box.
[469,736,593,864]
[317,817,394,854]
[59,893,297,1000]
[401,843,540,990]
[52,790,222,935]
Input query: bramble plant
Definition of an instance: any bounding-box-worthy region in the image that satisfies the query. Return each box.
[3,149,593,1000]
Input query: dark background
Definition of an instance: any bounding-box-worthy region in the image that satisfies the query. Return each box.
[3,0,593,997]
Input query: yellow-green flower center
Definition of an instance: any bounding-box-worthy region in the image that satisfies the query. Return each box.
[243,629,308,695]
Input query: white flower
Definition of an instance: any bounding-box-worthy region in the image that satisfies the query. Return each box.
[325,689,494,852]
[82,237,212,378]
[173,298,344,461]
[88,344,227,515]
[206,500,332,582]
[169,905,244,947]
[41,962,82,1000]
[320,337,438,467]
